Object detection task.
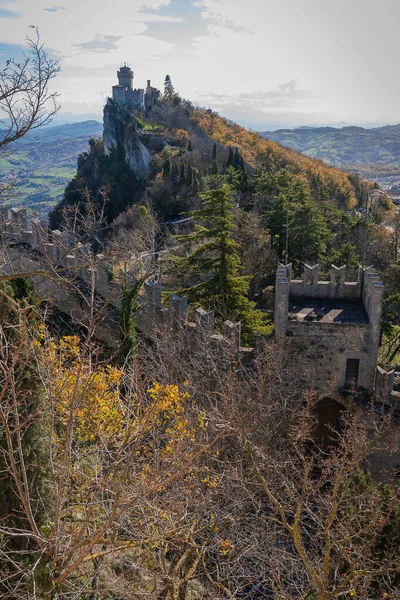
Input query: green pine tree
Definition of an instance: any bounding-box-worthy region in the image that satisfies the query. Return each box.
[164,74,175,101]
[225,165,241,189]
[265,189,331,271]
[171,185,269,342]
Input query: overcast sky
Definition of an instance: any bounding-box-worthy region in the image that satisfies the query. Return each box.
[1,0,399,129]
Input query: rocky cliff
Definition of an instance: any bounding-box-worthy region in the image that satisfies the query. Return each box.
[103,98,151,182]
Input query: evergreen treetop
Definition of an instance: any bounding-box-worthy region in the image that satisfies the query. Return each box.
[170,185,269,342]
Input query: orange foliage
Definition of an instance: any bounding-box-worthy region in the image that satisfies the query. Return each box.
[191,109,357,209]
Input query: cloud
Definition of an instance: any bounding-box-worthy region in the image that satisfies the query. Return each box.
[43,6,66,12]
[238,81,317,110]
[200,6,251,35]
[73,35,123,53]
[0,7,19,17]
[195,81,318,114]
[137,0,213,47]
[1,0,400,125]
[137,12,183,22]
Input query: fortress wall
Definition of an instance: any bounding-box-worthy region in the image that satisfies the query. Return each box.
[286,320,372,392]
[289,280,361,299]
[0,209,396,408]
[0,206,118,302]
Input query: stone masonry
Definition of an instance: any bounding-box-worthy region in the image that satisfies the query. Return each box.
[274,262,385,395]
[1,207,397,409]
[112,65,160,112]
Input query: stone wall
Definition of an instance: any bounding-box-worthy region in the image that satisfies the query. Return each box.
[0,206,127,310]
[1,211,397,412]
[0,207,247,358]
[274,262,384,395]
[375,367,400,411]
[286,320,371,392]
[136,279,249,363]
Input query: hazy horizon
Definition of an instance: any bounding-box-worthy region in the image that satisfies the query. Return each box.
[1,0,399,130]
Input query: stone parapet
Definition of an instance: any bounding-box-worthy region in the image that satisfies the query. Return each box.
[289,263,361,299]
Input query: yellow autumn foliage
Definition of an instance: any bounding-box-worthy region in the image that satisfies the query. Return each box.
[191,109,357,209]
[44,335,204,453]
[47,335,124,443]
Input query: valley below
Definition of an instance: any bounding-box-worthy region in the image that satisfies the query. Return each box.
[0,120,103,214]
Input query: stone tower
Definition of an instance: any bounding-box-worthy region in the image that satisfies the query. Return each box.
[274,263,384,394]
[112,65,160,111]
[117,65,133,89]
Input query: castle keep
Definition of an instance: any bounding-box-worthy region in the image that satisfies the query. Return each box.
[274,263,384,395]
[112,65,159,111]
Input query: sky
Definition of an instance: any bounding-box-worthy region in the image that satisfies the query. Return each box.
[0,0,399,130]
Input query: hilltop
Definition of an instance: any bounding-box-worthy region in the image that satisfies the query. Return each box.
[1,63,399,600]
[48,95,394,290]
[51,99,369,228]
[261,124,400,188]
[0,120,103,212]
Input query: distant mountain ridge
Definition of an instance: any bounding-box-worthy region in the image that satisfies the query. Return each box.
[260,124,400,184]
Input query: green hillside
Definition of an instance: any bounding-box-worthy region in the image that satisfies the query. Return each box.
[0,120,103,210]
[261,124,400,184]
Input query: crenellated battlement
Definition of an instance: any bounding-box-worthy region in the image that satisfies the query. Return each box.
[275,263,384,327]
[281,262,364,300]
[274,262,384,394]
[0,206,131,309]
[136,279,247,361]
[0,210,395,409]
[0,206,251,361]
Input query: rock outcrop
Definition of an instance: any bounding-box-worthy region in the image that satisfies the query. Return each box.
[103,98,151,182]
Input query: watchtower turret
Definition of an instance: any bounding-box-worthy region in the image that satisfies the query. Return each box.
[117,65,133,89]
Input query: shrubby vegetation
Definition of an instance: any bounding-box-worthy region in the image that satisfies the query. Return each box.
[1,69,400,598]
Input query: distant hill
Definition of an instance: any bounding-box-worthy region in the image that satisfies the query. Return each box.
[0,120,103,209]
[260,124,400,187]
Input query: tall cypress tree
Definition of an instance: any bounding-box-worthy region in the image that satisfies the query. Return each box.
[186,161,193,187]
[171,185,268,341]
[164,74,175,103]
[234,147,241,169]
[179,163,186,186]
[171,161,179,184]
[162,156,171,179]
[227,146,234,168]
